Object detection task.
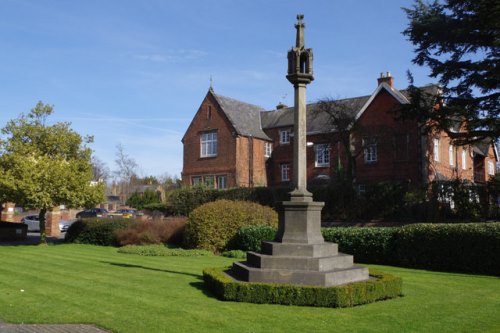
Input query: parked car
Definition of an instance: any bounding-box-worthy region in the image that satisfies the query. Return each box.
[21,215,74,232]
[108,209,136,219]
[75,208,108,219]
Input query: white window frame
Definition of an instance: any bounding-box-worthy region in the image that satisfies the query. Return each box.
[433,138,440,162]
[315,143,330,167]
[449,145,454,166]
[265,142,272,158]
[200,131,217,158]
[461,149,467,170]
[279,129,290,144]
[191,176,202,186]
[488,161,495,176]
[280,163,290,181]
[363,138,377,163]
[217,175,226,189]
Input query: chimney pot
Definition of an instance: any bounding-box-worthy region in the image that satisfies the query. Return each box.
[377,71,394,87]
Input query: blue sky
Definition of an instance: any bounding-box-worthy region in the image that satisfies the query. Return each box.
[0,0,433,179]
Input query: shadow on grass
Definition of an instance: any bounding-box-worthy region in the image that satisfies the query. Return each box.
[189,281,218,299]
[101,261,203,279]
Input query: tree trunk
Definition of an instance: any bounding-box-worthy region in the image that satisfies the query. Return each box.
[39,208,47,244]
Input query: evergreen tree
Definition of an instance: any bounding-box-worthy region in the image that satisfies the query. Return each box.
[403,0,499,144]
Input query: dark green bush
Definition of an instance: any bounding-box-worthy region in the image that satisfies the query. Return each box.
[235,225,278,252]
[183,200,278,253]
[233,223,500,275]
[392,223,500,275]
[322,227,398,264]
[203,267,402,308]
[65,218,134,246]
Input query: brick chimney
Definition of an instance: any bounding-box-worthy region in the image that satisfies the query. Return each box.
[377,71,394,87]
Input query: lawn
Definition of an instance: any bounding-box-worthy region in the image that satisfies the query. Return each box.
[0,244,498,333]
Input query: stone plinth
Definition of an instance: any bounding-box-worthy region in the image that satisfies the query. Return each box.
[231,200,370,287]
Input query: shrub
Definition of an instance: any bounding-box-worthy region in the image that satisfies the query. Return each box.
[118,244,212,256]
[321,227,398,264]
[235,225,278,252]
[183,200,278,253]
[65,218,133,246]
[221,250,247,259]
[115,217,187,246]
[203,267,402,308]
[392,223,500,275]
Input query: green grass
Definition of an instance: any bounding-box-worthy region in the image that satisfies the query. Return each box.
[0,244,498,333]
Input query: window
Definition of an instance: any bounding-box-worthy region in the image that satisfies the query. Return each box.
[488,161,495,176]
[315,144,330,167]
[265,142,272,158]
[207,105,212,120]
[280,163,290,181]
[217,175,226,189]
[200,131,217,157]
[433,138,440,162]
[363,138,377,163]
[191,176,202,186]
[204,175,215,188]
[449,145,455,166]
[462,149,467,170]
[279,129,290,144]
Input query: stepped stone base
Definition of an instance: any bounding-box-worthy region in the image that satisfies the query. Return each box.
[230,199,370,287]
[232,241,369,286]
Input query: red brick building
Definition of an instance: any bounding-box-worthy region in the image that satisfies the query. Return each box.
[181,74,498,189]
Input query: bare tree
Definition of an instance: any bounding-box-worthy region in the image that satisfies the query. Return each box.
[113,143,138,183]
[91,156,110,182]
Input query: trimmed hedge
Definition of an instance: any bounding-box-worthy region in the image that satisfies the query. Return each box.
[65,218,134,246]
[117,244,212,256]
[235,225,277,252]
[391,223,500,274]
[203,267,402,308]
[234,222,500,275]
[322,227,398,264]
[183,200,278,253]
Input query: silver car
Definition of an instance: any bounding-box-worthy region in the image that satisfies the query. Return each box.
[21,215,73,232]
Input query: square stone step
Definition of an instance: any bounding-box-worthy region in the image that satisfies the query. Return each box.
[232,261,369,287]
[247,251,353,271]
[261,241,338,257]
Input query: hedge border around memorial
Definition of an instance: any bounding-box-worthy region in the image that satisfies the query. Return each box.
[203,267,402,308]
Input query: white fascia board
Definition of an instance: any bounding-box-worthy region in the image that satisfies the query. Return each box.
[354,82,410,121]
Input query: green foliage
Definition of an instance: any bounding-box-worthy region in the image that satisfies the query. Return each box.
[322,227,398,264]
[392,223,500,275]
[323,223,500,275]
[118,244,212,256]
[0,102,105,243]
[221,250,247,259]
[115,217,186,246]
[183,200,278,253]
[65,218,133,246]
[203,267,402,308]
[235,225,278,252]
[126,189,161,210]
[167,186,290,216]
[402,0,499,142]
[234,223,500,275]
